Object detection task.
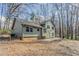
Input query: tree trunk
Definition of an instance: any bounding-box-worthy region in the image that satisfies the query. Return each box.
[66,5,69,39]
[70,10,73,39]
[61,4,64,38]
[75,8,78,40]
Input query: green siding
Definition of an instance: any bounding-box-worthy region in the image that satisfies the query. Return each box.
[43,21,55,38]
[22,26,41,37]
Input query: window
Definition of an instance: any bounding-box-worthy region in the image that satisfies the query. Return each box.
[30,28,33,32]
[37,28,39,31]
[26,27,33,32]
[47,25,50,28]
[44,29,46,33]
[26,27,29,32]
[52,27,54,29]
[41,24,45,27]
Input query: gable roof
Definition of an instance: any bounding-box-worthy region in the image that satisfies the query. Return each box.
[40,20,55,27]
[21,21,42,28]
[11,18,55,30]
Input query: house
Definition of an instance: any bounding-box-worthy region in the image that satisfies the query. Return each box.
[11,18,55,39]
[41,20,55,38]
[11,18,42,39]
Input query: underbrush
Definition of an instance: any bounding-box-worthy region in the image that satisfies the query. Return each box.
[0,29,11,34]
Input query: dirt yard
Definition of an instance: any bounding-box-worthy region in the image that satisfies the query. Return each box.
[0,38,79,56]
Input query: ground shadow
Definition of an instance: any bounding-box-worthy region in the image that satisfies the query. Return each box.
[16,40,61,44]
[0,37,61,44]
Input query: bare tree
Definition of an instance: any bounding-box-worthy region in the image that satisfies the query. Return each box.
[75,6,78,40]
[55,4,62,38]
[0,4,3,29]
[5,3,22,29]
[66,4,69,39]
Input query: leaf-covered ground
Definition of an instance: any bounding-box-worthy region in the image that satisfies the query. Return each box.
[0,38,79,56]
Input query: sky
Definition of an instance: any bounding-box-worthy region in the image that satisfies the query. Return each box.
[0,3,59,20]
[0,3,78,21]
[0,3,78,28]
[0,4,6,17]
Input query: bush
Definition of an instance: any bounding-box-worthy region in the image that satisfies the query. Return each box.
[0,29,11,34]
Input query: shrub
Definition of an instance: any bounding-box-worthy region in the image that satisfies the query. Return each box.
[0,29,11,34]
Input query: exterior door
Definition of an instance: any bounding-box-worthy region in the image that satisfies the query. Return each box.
[40,28,42,38]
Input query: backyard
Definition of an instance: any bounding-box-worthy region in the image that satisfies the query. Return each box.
[0,38,79,56]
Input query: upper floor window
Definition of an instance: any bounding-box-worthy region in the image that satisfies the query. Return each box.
[37,28,39,31]
[47,25,50,29]
[52,27,54,29]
